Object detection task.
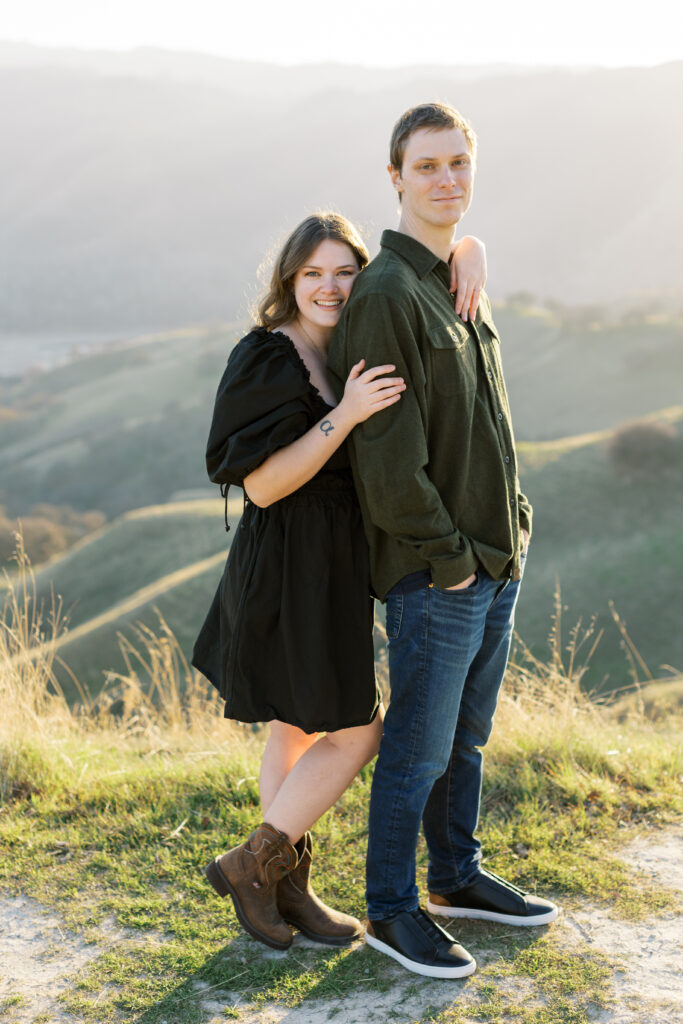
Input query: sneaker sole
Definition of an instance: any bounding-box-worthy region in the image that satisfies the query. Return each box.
[426,900,558,927]
[364,932,476,979]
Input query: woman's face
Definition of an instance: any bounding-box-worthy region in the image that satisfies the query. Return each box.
[292,239,360,335]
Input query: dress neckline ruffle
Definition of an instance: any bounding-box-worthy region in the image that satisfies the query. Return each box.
[257,326,334,417]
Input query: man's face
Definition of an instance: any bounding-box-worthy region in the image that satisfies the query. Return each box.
[389,127,475,231]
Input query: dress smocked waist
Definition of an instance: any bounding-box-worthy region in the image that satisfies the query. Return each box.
[242,471,358,522]
[285,469,356,499]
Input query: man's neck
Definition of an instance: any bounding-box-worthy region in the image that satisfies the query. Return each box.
[397,212,456,264]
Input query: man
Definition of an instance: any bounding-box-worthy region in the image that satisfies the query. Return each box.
[328,102,557,979]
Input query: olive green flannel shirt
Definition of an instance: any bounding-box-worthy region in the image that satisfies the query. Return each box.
[327,229,532,601]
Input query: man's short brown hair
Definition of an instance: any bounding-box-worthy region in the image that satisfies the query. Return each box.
[389,102,477,172]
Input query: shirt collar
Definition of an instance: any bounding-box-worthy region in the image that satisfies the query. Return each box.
[380,229,448,281]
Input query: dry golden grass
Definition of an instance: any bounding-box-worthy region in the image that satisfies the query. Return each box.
[0,535,249,805]
[1,531,680,809]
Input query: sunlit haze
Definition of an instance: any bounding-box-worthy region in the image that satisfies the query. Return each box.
[3,0,682,67]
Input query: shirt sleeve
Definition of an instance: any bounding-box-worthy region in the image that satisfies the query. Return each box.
[331,292,478,587]
[205,334,310,486]
[518,492,533,537]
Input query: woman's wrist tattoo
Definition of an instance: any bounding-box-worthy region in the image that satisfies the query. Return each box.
[320,420,334,436]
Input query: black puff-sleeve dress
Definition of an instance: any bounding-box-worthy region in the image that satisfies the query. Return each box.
[192,327,379,734]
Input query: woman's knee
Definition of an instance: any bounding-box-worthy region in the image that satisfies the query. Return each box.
[328,713,383,766]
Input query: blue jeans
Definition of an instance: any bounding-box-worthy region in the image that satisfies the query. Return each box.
[366,565,523,920]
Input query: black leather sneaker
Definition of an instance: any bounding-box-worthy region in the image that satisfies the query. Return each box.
[427,869,558,926]
[365,907,476,979]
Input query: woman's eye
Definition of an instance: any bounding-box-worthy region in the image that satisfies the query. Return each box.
[304,271,320,277]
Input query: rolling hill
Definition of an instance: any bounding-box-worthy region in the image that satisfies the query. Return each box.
[15,409,682,701]
[2,309,682,524]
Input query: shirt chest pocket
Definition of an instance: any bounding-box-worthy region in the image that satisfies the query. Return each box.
[427,322,478,396]
[479,312,500,349]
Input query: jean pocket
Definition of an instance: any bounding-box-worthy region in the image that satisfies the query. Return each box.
[385,594,404,640]
[433,572,480,596]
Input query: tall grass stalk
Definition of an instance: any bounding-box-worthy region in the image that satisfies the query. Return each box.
[0,537,247,804]
[0,535,79,800]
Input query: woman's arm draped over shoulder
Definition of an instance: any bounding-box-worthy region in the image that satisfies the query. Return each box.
[449,235,487,321]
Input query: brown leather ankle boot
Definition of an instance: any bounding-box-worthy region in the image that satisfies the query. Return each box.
[205,822,298,950]
[276,832,363,946]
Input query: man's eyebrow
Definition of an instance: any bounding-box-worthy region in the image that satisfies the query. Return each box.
[413,152,470,161]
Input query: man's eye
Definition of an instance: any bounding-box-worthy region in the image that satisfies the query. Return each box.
[419,164,434,171]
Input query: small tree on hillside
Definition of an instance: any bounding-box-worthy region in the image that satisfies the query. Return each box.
[607,420,682,479]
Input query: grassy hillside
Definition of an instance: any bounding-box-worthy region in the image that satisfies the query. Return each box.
[1,311,682,523]
[31,499,233,631]
[495,305,683,440]
[8,410,681,701]
[19,499,243,700]
[0,323,238,519]
[516,407,683,691]
[3,310,681,697]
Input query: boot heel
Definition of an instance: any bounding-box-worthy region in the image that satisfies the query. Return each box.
[205,858,230,897]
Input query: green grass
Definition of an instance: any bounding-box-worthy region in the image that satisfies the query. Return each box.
[0,695,679,1023]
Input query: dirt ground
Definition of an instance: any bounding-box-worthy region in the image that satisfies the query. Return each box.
[1,829,680,1024]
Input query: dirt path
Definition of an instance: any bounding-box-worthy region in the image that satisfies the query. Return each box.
[0,893,100,1021]
[1,829,680,1024]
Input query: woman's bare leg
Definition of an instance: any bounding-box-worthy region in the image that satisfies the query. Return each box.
[264,712,383,843]
[259,721,320,814]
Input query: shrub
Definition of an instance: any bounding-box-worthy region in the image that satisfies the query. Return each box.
[0,504,106,567]
[607,419,681,478]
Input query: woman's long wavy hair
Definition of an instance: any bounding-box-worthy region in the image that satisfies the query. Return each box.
[256,212,369,330]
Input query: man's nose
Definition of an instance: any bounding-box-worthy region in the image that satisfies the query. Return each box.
[438,166,458,187]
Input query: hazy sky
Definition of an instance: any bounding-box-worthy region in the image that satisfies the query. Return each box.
[3,0,681,68]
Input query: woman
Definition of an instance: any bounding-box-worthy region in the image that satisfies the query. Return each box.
[192,212,486,951]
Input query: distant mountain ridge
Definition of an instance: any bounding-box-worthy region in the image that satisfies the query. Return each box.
[1,44,682,334]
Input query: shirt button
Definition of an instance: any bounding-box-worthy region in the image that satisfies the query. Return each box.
[510,498,515,507]
[505,455,510,463]
[487,370,493,380]
[497,412,503,421]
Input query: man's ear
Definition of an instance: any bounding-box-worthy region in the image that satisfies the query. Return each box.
[388,163,402,194]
